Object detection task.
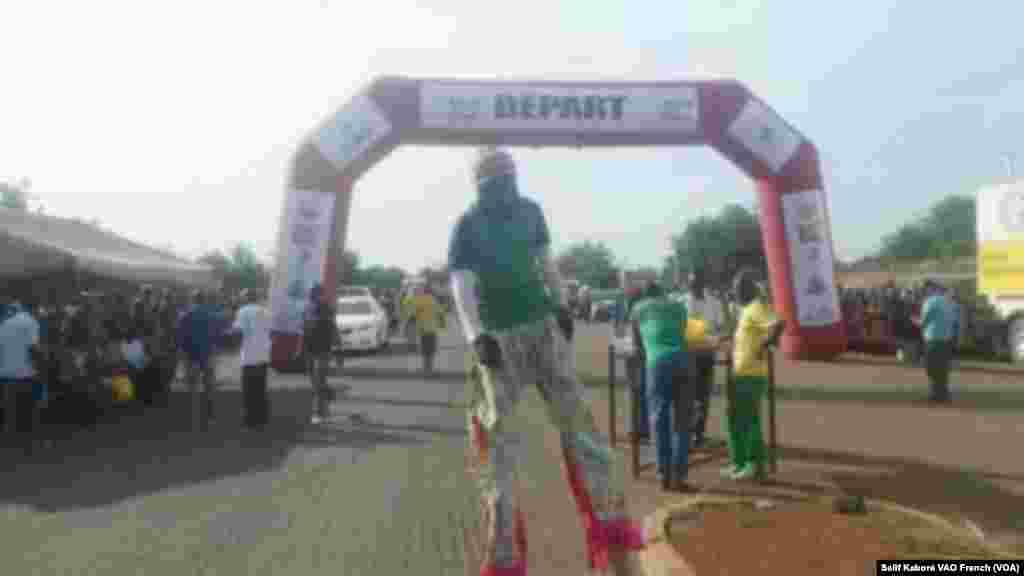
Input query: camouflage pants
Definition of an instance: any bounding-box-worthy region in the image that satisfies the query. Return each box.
[466,317,635,572]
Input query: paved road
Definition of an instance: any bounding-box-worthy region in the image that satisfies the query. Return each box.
[0,319,602,575]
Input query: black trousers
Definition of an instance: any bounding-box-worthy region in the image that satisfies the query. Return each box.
[242,363,269,428]
[161,352,178,392]
[627,354,649,437]
[136,361,161,406]
[924,340,953,402]
[2,379,35,436]
[420,332,438,357]
[692,353,716,443]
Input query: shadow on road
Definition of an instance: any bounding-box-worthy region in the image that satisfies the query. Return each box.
[340,340,464,360]
[344,393,466,410]
[0,388,430,513]
[356,420,468,440]
[336,367,470,382]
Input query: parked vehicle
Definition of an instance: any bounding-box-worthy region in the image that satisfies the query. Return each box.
[335,296,390,353]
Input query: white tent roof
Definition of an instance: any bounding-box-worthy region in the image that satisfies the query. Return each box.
[0,207,215,288]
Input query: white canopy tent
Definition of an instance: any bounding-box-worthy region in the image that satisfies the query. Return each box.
[0,207,216,288]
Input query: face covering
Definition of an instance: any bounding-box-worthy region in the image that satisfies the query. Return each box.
[477,173,519,212]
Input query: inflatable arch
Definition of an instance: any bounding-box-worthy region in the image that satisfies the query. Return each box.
[270,76,847,368]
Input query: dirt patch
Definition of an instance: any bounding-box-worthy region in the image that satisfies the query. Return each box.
[669,498,998,575]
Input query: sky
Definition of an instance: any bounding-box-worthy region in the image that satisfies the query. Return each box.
[3,1,1024,273]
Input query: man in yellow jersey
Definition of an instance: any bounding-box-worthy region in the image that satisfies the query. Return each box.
[726,268,784,481]
[412,284,444,375]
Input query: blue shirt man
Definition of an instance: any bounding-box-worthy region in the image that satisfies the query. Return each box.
[177,297,219,367]
[920,291,953,343]
[0,303,41,381]
[918,282,955,403]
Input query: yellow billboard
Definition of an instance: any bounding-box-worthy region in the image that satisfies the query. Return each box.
[978,240,1024,294]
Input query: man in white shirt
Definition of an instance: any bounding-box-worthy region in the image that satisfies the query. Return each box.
[683,269,725,448]
[1,297,42,452]
[231,289,272,430]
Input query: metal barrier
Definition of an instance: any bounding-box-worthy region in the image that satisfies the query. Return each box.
[607,342,780,490]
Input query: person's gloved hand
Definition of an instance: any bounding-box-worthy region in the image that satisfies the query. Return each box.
[555,306,575,341]
[473,334,503,369]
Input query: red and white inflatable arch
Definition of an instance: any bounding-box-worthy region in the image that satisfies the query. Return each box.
[270,76,847,369]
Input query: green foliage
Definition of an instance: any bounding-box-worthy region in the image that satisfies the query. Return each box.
[670,203,765,292]
[334,249,410,291]
[198,242,268,293]
[351,265,406,291]
[877,195,975,262]
[230,242,261,272]
[0,182,30,211]
[556,240,619,289]
[206,244,408,295]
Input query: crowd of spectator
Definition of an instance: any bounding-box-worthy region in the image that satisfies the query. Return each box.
[0,283,242,454]
[838,282,967,361]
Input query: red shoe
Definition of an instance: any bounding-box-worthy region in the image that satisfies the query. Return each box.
[480,560,526,576]
[586,517,647,571]
[594,517,646,550]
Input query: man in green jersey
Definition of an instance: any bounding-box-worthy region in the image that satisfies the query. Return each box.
[449,148,646,576]
[629,282,693,489]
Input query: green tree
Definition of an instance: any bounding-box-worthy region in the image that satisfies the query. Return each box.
[556,240,618,289]
[342,249,410,291]
[228,242,268,291]
[671,203,765,291]
[229,242,260,271]
[877,195,975,262]
[198,242,269,293]
[0,181,30,211]
[353,266,406,291]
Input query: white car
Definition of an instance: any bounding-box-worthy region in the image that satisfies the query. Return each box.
[335,296,390,352]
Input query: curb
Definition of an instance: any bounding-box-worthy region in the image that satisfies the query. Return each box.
[639,493,1017,574]
[638,510,696,576]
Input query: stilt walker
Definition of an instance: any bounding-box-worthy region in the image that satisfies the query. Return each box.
[450,148,648,576]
